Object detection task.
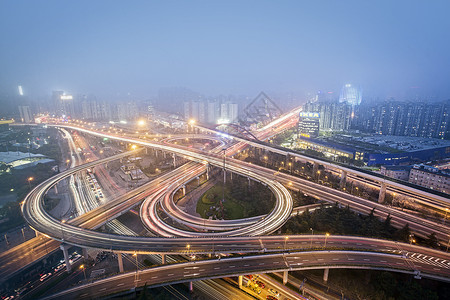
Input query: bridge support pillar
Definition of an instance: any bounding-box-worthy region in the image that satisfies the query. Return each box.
[145,147,148,155]
[60,243,71,273]
[161,254,166,264]
[189,281,193,292]
[378,182,386,203]
[82,248,89,260]
[223,169,226,184]
[238,275,243,289]
[323,268,329,283]
[312,162,319,176]
[172,154,176,168]
[197,177,200,186]
[117,253,124,272]
[339,170,347,189]
[206,166,209,180]
[54,184,58,194]
[283,270,289,285]
[181,185,186,196]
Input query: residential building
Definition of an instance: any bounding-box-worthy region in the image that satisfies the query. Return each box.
[409,164,450,194]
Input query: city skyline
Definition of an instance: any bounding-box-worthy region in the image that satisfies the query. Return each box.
[1,1,450,101]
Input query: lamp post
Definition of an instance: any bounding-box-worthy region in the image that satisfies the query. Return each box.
[80,264,87,280]
[284,236,289,251]
[310,228,313,249]
[409,233,416,245]
[288,162,292,174]
[61,219,66,241]
[189,119,196,133]
[27,177,34,190]
[222,147,226,203]
[133,252,139,284]
[324,233,330,249]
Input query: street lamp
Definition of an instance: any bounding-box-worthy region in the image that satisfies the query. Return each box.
[61,219,66,241]
[409,233,415,245]
[27,177,34,189]
[189,119,196,133]
[222,147,227,203]
[324,233,330,249]
[284,236,289,251]
[133,252,139,283]
[79,264,87,280]
[310,228,314,249]
[288,162,292,174]
[137,119,146,127]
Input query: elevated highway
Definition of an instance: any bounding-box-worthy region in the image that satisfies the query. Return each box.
[44,249,450,299]
[16,122,450,298]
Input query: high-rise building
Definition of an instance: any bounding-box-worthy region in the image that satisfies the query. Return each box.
[303,100,352,132]
[360,100,450,139]
[206,101,219,124]
[18,106,33,123]
[219,102,238,124]
[52,91,74,117]
[339,84,362,106]
[81,97,112,121]
[117,102,138,121]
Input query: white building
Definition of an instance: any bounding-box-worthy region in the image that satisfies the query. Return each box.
[18,106,33,123]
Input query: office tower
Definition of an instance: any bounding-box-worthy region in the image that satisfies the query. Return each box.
[339,84,362,106]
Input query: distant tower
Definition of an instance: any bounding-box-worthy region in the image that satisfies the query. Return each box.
[339,84,362,106]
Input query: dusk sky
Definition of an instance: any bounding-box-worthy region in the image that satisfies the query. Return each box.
[1,0,450,101]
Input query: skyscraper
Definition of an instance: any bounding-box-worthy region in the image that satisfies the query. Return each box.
[339,84,362,107]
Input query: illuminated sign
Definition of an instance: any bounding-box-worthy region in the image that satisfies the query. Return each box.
[299,112,320,118]
[60,95,73,100]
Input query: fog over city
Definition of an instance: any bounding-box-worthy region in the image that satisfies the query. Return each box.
[1,0,450,106]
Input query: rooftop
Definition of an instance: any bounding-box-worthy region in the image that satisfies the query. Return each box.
[0,151,46,164]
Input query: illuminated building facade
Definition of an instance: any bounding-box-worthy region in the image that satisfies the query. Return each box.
[298,112,320,138]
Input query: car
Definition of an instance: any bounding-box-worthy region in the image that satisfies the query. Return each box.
[266,296,278,300]
[268,288,280,296]
[255,280,265,288]
[39,272,52,282]
[69,254,82,264]
[54,263,65,273]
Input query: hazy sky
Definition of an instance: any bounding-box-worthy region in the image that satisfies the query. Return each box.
[1,0,450,100]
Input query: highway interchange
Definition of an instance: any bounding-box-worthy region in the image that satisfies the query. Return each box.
[14,112,450,298]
